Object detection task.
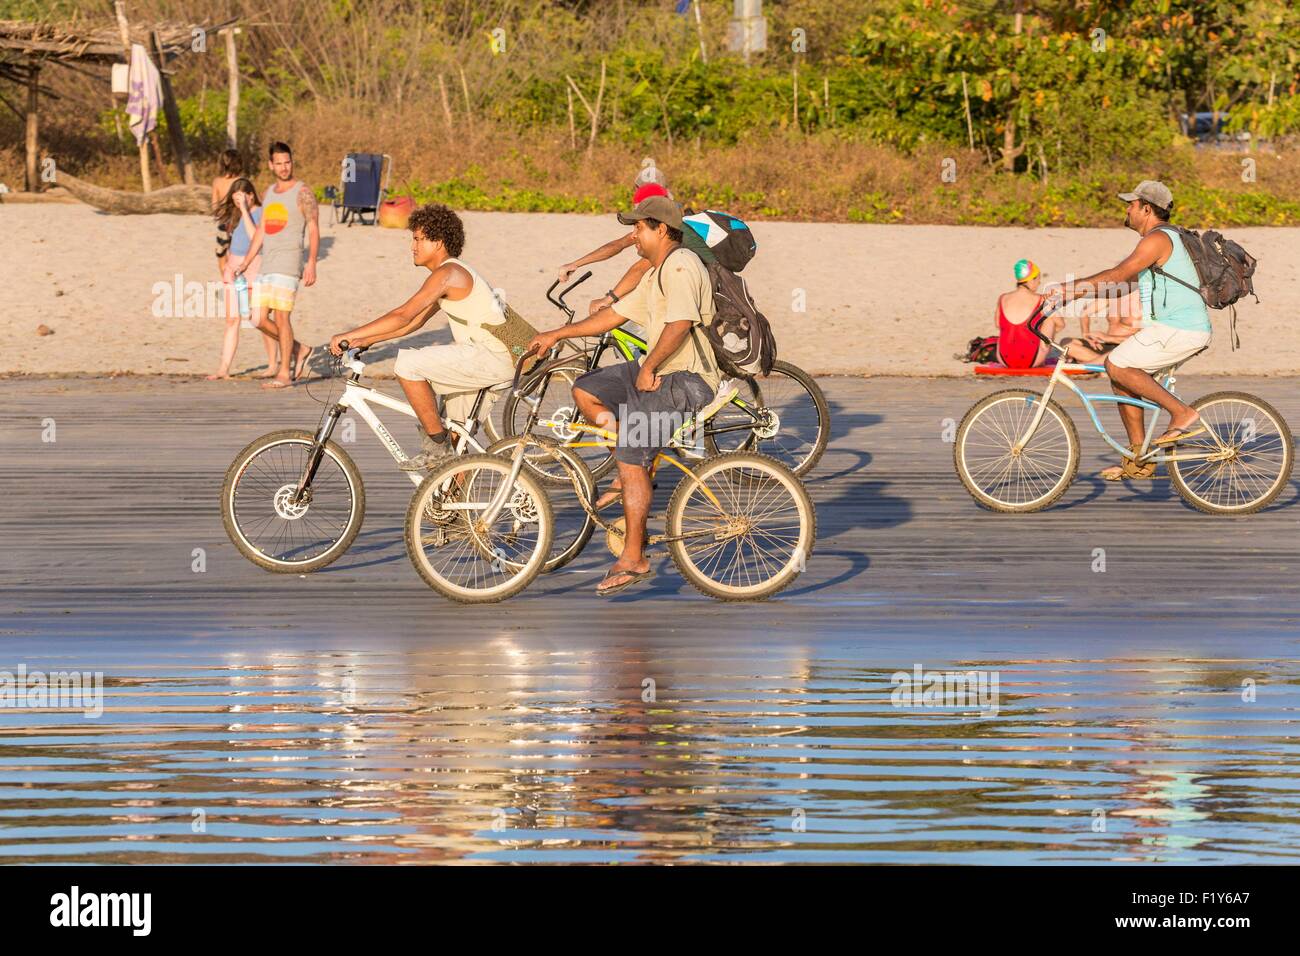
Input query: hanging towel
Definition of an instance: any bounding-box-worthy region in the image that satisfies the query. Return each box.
[125,43,162,146]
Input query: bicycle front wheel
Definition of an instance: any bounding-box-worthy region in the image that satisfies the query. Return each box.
[487,435,597,572]
[704,360,830,477]
[954,389,1079,512]
[1168,391,1294,515]
[222,429,365,573]
[404,454,553,603]
[666,452,816,601]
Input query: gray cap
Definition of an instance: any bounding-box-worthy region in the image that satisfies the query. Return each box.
[617,194,683,230]
[1119,180,1173,210]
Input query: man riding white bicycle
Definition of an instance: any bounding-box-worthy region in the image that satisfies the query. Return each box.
[1044,180,1211,481]
[328,203,538,471]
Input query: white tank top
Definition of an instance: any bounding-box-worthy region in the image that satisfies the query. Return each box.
[440,258,508,354]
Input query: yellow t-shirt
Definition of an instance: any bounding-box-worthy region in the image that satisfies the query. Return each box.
[611,247,720,388]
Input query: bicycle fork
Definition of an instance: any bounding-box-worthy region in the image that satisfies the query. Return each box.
[292,402,348,504]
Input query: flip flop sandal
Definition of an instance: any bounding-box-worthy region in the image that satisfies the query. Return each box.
[596,567,656,596]
[1154,423,1206,445]
[261,378,292,390]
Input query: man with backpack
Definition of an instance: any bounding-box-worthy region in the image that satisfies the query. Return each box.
[1046,181,1216,481]
[527,195,738,596]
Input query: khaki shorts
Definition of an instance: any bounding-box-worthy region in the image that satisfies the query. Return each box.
[1107,323,1211,373]
[393,341,515,423]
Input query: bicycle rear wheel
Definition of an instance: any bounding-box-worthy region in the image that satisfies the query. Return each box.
[665,452,816,601]
[405,454,552,603]
[954,389,1079,512]
[222,429,365,572]
[1168,391,1294,515]
[704,361,830,477]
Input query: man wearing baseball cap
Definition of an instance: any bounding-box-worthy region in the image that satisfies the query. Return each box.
[528,194,731,595]
[1044,180,1211,481]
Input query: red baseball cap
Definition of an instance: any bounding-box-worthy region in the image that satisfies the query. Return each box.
[632,182,669,205]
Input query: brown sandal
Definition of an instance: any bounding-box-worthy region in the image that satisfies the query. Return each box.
[1101,445,1157,482]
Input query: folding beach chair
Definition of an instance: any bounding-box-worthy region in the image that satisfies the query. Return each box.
[326,152,392,226]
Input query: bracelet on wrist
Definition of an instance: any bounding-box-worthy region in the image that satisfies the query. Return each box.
[606,290,620,303]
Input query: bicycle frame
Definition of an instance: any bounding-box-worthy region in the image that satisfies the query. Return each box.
[1019,318,1229,466]
[290,352,494,503]
[532,417,725,547]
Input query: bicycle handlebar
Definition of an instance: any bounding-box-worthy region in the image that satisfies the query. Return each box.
[546,270,592,319]
[510,345,540,394]
[1027,302,1066,353]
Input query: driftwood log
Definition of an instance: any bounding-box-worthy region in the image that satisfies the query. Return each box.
[55,169,210,215]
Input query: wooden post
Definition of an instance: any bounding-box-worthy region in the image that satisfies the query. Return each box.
[152,30,194,184]
[223,27,239,149]
[113,0,151,192]
[149,130,168,185]
[24,60,38,192]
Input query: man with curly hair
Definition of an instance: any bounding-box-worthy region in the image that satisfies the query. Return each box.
[328,203,527,471]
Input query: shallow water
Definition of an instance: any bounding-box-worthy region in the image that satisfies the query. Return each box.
[2,630,1297,864]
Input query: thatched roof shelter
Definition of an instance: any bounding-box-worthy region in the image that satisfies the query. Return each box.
[0,13,237,194]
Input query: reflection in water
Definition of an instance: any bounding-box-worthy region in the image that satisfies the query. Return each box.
[0,639,1297,864]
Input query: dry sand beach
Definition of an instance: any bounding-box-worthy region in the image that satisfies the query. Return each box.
[3,202,1299,378]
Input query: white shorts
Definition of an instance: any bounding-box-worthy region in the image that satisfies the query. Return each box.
[1107,323,1211,373]
[393,342,514,423]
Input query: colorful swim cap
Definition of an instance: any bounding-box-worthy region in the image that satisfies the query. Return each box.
[1014,259,1040,283]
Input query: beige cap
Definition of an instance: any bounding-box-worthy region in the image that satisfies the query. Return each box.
[1118,180,1173,210]
[617,195,683,229]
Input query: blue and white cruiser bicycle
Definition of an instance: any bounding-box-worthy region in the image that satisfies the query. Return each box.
[954,308,1293,514]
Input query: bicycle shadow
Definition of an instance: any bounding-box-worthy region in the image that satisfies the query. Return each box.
[317,526,407,572]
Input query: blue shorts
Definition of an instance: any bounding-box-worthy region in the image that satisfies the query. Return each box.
[574,361,712,468]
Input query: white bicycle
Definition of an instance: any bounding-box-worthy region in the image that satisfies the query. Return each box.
[220,344,594,594]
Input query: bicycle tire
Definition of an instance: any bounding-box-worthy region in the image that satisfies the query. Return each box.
[500,356,618,486]
[222,429,365,573]
[954,388,1080,513]
[704,360,830,477]
[665,451,816,601]
[404,453,553,604]
[1168,391,1294,515]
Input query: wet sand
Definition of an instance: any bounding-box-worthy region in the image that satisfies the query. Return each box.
[3,374,1298,638]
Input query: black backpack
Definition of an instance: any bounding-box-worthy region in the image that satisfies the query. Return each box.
[658,249,777,378]
[682,210,757,273]
[1151,224,1258,349]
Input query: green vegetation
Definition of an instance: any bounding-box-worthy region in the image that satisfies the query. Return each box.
[2,0,1298,225]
